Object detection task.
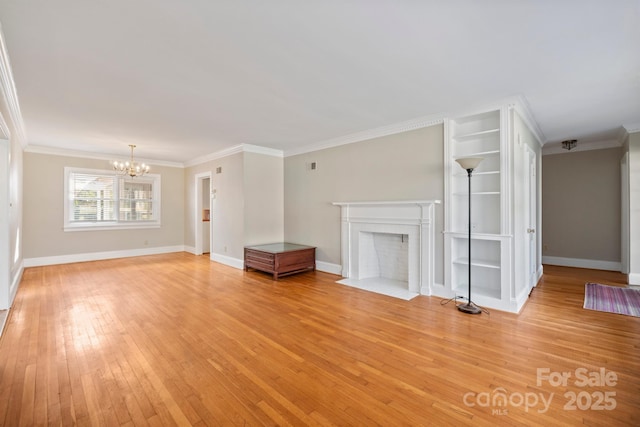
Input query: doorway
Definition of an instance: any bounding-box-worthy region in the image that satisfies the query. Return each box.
[195,172,212,256]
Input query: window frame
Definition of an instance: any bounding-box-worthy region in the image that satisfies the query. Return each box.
[64,167,161,232]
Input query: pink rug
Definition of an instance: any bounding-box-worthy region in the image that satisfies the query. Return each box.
[584,283,640,317]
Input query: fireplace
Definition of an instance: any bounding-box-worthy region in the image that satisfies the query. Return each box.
[358,232,409,282]
[332,200,440,299]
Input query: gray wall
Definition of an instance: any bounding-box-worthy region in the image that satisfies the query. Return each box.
[185,153,245,260]
[243,152,284,247]
[284,124,444,283]
[23,152,185,259]
[542,147,621,263]
[184,151,283,262]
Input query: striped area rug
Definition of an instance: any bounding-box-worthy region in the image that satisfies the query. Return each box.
[584,283,640,317]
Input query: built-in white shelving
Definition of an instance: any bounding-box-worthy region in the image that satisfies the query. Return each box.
[446,108,505,308]
[441,102,542,313]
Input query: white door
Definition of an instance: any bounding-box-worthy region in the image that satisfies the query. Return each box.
[525,145,537,292]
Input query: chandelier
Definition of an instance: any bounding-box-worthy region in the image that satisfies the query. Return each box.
[113,144,150,177]
[561,139,577,151]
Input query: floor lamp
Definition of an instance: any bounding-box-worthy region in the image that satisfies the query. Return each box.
[455,157,484,315]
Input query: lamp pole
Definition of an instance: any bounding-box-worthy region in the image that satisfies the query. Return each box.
[455,157,484,315]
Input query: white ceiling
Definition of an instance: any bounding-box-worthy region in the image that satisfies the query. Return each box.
[0,0,639,163]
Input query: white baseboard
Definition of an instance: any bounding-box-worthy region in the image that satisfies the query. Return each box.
[316,261,342,276]
[210,253,244,270]
[628,273,640,286]
[542,256,621,272]
[513,286,530,313]
[0,309,8,338]
[23,245,187,267]
[184,246,196,255]
[9,262,23,307]
[422,282,445,296]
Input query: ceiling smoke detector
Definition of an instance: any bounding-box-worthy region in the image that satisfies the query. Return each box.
[561,139,577,151]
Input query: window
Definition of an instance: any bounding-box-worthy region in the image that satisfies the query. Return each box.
[64,167,161,231]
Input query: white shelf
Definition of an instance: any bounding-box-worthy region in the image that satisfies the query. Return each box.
[476,170,500,175]
[453,191,500,196]
[453,257,500,269]
[454,149,500,159]
[452,128,500,141]
[445,232,507,240]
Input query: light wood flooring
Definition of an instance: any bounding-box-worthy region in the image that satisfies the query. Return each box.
[0,253,638,426]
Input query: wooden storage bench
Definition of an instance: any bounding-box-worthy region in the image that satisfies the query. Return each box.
[244,243,316,280]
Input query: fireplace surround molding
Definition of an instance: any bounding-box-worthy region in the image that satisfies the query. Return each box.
[332,200,441,295]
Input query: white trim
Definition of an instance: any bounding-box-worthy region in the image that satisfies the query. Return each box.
[334,200,439,295]
[184,246,196,255]
[542,139,621,156]
[184,144,243,167]
[316,261,342,276]
[9,261,22,307]
[511,95,546,146]
[542,256,621,272]
[0,23,27,147]
[513,285,531,313]
[424,281,445,296]
[210,252,244,270]
[23,245,186,267]
[537,265,544,285]
[284,114,445,157]
[242,144,284,158]
[629,273,640,286]
[0,110,9,140]
[184,144,283,168]
[25,145,183,168]
[63,167,161,231]
[0,309,8,338]
[623,123,640,134]
[64,223,161,232]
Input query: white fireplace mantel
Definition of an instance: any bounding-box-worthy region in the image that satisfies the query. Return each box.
[332,200,441,297]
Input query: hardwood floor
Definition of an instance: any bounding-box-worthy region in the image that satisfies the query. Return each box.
[1,253,638,426]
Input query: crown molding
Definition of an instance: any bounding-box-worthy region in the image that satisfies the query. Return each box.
[183,144,243,167]
[185,143,284,167]
[242,144,284,158]
[541,138,621,156]
[0,109,9,140]
[623,123,640,134]
[283,114,445,157]
[24,144,184,167]
[509,95,546,146]
[0,24,27,147]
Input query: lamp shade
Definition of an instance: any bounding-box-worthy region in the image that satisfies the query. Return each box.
[455,157,484,171]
